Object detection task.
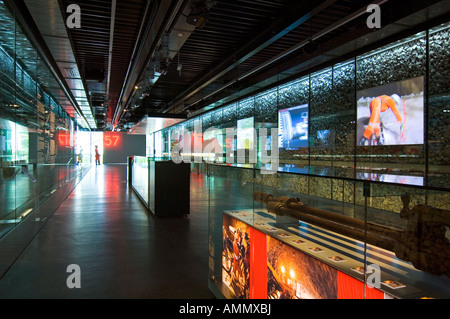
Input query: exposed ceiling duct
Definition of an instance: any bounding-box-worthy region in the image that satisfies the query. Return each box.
[21,0,96,129]
[111,0,189,130]
[11,0,450,132]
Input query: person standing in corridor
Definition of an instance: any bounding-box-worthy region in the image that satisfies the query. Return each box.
[95,145,101,165]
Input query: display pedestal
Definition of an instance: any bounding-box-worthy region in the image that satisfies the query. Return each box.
[148,160,190,217]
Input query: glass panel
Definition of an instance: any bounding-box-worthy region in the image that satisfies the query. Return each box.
[428,22,450,188]
[207,163,255,299]
[0,0,89,239]
[310,68,333,176]
[356,33,427,181]
[0,1,19,236]
[331,60,356,178]
[237,97,254,120]
[206,24,450,300]
[131,156,149,208]
[255,88,277,170]
[278,76,310,169]
[209,166,450,299]
[278,76,309,108]
[222,102,237,125]
[365,183,450,299]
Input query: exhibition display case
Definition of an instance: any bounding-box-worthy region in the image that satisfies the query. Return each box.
[131,156,190,216]
[207,164,450,299]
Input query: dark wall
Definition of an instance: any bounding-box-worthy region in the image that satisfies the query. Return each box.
[103,133,146,163]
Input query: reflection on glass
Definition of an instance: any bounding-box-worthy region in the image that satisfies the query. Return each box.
[0,119,29,162]
[0,0,89,239]
[237,117,254,150]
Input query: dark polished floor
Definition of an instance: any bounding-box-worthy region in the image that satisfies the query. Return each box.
[0,164,215,299]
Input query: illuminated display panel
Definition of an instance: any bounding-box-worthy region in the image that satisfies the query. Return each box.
[222,214,251,299]
[356,76,424,146]
[278,104,309,151]
[103,132,122,149]
[222,211,389,299]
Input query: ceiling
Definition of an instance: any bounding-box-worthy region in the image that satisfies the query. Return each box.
[15,0,450,132]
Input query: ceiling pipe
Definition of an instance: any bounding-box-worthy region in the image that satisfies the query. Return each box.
[111,0,153,129]
[178,0,389,113]
[112,0,187,130]
[105,0,117,119]
[163,0,339,114]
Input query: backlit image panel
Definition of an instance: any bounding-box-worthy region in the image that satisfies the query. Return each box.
[222,214,251,299]
[357,76,424,146]
[267,236,337,299]
[278,104,308,150]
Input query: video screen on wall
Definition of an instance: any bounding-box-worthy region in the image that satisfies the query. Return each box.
[278,104,308,150]
[357,76,424,146]
[237,117,254,150]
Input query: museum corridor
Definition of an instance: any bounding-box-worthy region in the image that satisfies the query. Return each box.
[0,0,448,302]
[0,165,214,299]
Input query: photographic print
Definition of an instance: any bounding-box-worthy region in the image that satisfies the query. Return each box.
[222,214,251,299]
[267,237,337,299]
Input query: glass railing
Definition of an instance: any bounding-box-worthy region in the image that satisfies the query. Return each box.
[0,160,90,239]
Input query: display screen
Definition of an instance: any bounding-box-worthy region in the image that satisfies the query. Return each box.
[278,104,308,150]
[357,76,424,146]
[103,132,122,149]
[237,117,254,150]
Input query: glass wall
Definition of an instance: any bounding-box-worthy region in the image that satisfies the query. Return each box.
[154,23,449,189]
[149,21,449,299]
[0,0,91,239]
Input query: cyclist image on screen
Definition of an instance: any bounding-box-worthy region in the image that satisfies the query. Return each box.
[359,94,404,145]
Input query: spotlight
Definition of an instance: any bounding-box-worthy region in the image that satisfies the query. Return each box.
[186,14,206,28]
[186,0,215,28]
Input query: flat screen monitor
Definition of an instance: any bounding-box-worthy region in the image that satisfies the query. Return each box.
[357,76,424,146]
[278,104,308,150]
